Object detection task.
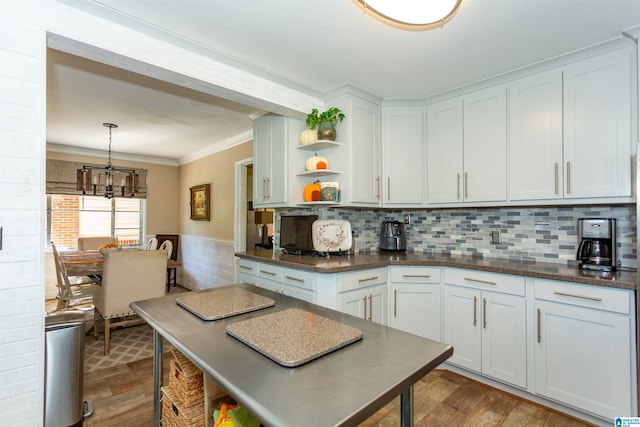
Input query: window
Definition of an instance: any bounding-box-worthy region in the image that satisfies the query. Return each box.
[47,195,144,249]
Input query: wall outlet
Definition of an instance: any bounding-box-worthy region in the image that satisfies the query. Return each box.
[404,213,411,225]
[491,230,501,244]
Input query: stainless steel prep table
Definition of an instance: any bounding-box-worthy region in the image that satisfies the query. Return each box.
[130,283,453,427]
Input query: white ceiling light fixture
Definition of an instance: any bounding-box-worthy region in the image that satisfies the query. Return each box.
[353,0,463,31]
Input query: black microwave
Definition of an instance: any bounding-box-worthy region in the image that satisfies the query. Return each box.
[279,215,318,254]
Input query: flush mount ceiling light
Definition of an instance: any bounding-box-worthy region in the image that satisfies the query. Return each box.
[76,123,139,199]
[353,0,462,31]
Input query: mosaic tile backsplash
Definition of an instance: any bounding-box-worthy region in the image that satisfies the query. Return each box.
[274,204,637,270]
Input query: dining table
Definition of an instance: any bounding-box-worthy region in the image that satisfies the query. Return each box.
[61,248,181,289]
[131,283,454,427]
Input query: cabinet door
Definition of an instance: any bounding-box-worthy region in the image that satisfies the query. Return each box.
[381,105,425,206]
[509,70,563,201]
[390,283,441,341]
[350,98,381,205]
[253,116,287,207]
[443,285,481,372]
[427,98,463,204]
[481,293,527,388]
[463,85,507,202]
[338,284,388,325]
[563,48,632,199]
[534,300,632,419]
[338,288,368,320]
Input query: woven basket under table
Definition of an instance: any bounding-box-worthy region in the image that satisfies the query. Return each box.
[169,349,204,408]
[162,386,205,427]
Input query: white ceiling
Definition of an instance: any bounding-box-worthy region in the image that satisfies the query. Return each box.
[46,0,640,164]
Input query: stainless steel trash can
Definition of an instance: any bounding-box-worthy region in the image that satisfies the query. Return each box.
[44,310,93,427]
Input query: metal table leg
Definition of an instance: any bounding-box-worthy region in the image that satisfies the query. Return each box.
[400,385,414,427]
[153,330,163,426]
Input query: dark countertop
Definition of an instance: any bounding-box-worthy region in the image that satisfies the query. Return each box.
[236,250,637,291]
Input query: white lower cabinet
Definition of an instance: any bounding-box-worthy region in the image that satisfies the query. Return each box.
[237,260,316,303]
[336,267,388,325]
[389,266,441,341]
[533,279,635,420]
[443,268,527,388]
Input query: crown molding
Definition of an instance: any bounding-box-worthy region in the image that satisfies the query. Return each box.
[46,143,179,166]
[177,130,253,165]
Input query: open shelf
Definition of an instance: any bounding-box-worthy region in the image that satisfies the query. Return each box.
[297,140,341,151]
[296,169,341,178]
[297,201,341,207]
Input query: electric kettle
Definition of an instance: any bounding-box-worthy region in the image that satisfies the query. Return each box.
[378,221,407,252]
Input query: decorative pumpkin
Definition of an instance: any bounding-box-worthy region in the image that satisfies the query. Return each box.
[305,153,328,171]
[299,129,318,145]
[303,181,322,202]
[316,160,327,169]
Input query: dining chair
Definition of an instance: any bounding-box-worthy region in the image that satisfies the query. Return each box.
[158,239,173,259]
[144,237,158,250]
[156,234,180,291]
[93,250,167,355]
[77,236,116,251]
[51,242,100,311]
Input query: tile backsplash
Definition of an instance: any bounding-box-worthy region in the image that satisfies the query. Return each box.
[274,204,637,269]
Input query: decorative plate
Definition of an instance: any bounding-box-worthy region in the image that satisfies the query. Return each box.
[312,219,352,252]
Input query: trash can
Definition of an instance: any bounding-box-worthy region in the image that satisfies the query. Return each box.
[44,310,93,427]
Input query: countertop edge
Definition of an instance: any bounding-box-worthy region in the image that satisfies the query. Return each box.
[235,252,637,291]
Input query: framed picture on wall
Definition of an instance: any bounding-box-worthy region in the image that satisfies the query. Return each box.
[190,183,210,221]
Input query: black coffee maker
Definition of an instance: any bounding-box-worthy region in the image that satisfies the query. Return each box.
[577,218,617,272]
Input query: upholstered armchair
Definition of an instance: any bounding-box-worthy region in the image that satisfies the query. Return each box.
[93,250,167,355]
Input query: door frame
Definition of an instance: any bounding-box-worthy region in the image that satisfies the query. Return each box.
[234,157,253,254]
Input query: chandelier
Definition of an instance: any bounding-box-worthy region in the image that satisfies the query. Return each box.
[353,0,462,31]
[76,123,139,199]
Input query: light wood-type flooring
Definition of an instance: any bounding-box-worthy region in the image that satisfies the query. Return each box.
[83,356,595,426]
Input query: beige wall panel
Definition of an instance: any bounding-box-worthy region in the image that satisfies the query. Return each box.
[179,141,252,241]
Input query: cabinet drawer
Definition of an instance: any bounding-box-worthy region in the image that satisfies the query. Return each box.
[534,279,630,314]
[338,268,388,292]
[390,266,440,283]
[444,268,525,296]
[237,259,258,275]
[282,268,315,291]
[257,263,283,282]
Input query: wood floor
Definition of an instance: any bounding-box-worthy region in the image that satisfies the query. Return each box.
[83,356,595,427]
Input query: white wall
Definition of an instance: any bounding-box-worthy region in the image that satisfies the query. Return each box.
[0,2,46,425]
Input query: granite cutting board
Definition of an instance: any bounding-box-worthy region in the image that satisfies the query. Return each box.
[226,308,363,367]
[176,287,275,320]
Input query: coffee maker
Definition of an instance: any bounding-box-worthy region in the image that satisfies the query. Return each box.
[576,218,617,272]
[379,221,407,251]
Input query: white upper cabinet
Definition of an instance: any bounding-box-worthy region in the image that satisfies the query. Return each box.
[463,86,507,203]
[563,48,632,199]
[253,114,305,208]
[508,69,563,201]
[326,91,382,206]
[381,104,426,206]
[427,86,507,205]
[427,98,464,204]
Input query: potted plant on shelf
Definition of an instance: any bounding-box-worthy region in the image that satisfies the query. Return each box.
[304,107,346,142]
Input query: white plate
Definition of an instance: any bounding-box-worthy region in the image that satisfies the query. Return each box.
[312,219,352,252]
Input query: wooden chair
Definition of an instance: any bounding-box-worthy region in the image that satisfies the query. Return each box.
[77,236,116,251]
[51,242,100,311]
[93,250,167,355]
[156,234,180,290]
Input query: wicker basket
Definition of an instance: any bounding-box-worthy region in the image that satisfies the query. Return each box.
[162,386,205,427]
[169,349,204,408]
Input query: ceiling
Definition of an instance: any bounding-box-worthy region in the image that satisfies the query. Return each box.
[46,0,640,165]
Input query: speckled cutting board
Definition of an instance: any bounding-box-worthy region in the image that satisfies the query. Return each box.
[176,287,275,320]
[226,308,363,367]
